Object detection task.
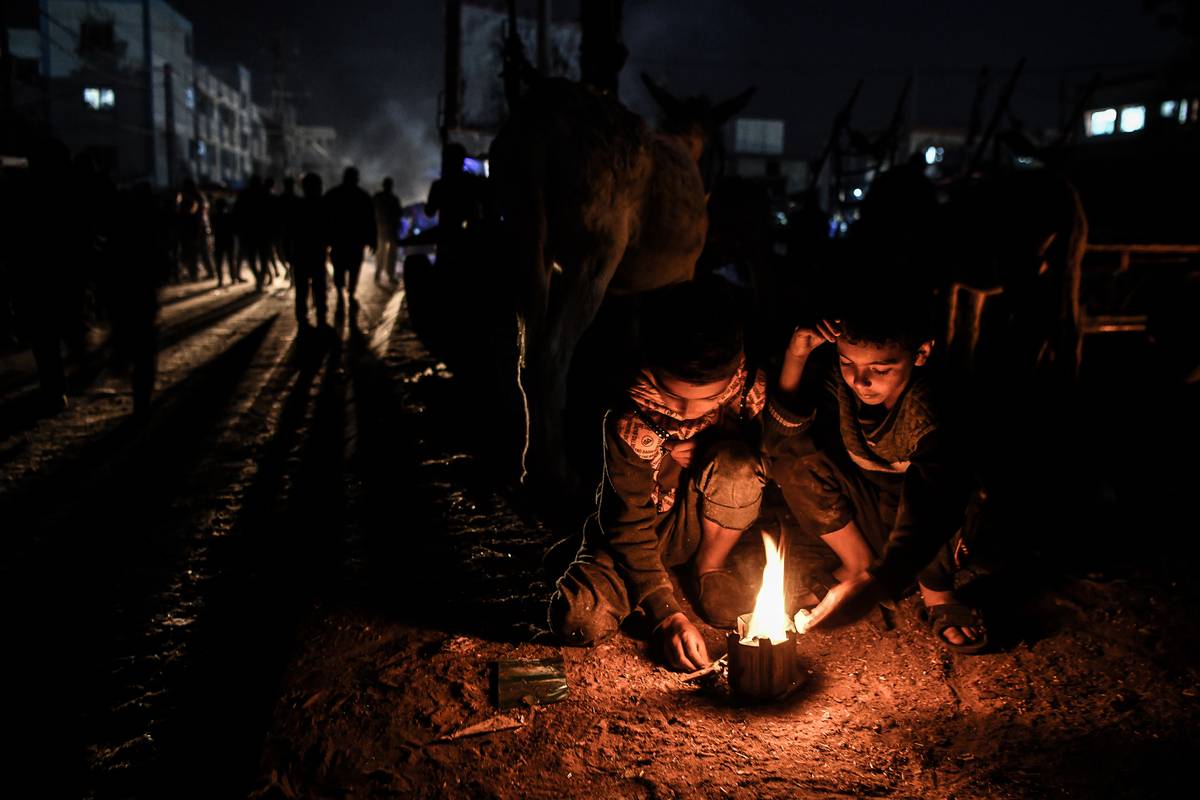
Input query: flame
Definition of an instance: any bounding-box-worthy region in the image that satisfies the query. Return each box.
[742,532,792,645]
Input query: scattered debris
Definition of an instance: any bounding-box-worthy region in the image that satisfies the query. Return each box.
[434,713,527,742]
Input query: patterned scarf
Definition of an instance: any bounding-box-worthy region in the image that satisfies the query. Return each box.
[616,358,767,512]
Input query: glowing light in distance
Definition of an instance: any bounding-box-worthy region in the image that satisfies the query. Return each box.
[83,87,115,109]
[1119,105,1146,133]
[1086,108,1117,136]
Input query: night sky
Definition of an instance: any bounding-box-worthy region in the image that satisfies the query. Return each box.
[170,0,1180,203]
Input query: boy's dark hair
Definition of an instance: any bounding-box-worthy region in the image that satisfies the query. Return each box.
[640,279,744,384]
[839,286,937,354]
[832,243,938,354]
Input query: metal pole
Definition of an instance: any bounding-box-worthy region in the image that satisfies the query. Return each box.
[164,62,176,187]
[441,0,461,144]
[143,0,157,184]
[537,0,551,74]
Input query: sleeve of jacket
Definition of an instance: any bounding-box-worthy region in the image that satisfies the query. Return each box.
[867,427,970,599]
[761,393,817,461]
[597,412,679,625]
[761,351,836,462]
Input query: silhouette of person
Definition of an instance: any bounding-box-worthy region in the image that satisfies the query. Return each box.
[324,166,375,310]
[12,138,73,410]
[211,193,238,285]
[288,173,330,329]
[234,175,271,290]
[373,176,402,285]
[278,175,302,287]
[425,144,485,267]
[107,182,165,416]
[176,178,216,283]
[263,176,283,282]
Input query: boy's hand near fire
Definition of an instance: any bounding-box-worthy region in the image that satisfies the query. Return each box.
[794,573,888,633]
[656,612,710,671]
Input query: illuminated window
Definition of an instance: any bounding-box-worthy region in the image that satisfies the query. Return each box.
[1180,100,1189,123]
[185,87,195,110]
[1119,105,1146,133]
[83,87,115,109]
[1086,108,1116,136]
[735,118,785,155]
[1161,100,1177,118]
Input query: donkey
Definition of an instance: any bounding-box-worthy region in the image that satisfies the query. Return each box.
[489,75,753,487]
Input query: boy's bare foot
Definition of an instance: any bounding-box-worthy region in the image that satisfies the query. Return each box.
[919,584,984,647]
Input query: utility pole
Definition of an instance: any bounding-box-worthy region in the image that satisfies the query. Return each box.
[164,63,176,187]
[1,1,13,153]
[441,0,462,145]
[536,0,551,74]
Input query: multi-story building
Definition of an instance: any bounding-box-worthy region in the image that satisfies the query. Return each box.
[39,0,195,186]
[15,0,335,188]
[192,63,270,185]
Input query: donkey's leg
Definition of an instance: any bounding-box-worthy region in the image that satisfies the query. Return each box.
[534,236,628,490]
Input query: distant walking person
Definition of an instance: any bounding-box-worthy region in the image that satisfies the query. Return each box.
[262,177,283,282]
[278,176,302,287]
[324,166,375,310]
[425,143,486,268]
[211,194,238,285]
[373,176,402,285]
[288,173,330,330]
[176,178,213,282]
[11,138,73,410]
[108,182,166,416]
[234,175,271,290]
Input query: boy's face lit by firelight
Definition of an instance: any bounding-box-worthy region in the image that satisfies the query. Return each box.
[837,338,932,410]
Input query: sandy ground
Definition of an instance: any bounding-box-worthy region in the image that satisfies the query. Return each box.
[248,285,1200,799]
[3,268,1196,798]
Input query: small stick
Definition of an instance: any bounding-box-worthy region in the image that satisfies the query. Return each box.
[679,655,728,684]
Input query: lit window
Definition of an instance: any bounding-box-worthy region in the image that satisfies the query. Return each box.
[185,87,195,110]
[1119,105,1146,133]
[1161,100,1177,118]
[1179,100,1189,124]
[735,118,786,155]
[1086,108,1117,136]
[83,87,115,109]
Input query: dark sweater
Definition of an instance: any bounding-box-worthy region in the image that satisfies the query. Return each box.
[768,352,968,598]
[596,363,802,624]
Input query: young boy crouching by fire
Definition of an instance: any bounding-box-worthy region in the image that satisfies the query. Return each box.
[769,283,988,653]
[548,280,800,671]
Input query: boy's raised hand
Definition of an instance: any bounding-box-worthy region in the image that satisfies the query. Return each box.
[655,612,710,671]
[788,319,842,358]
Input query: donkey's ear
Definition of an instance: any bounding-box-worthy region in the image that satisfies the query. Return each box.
[641,73,683,118]
[712,86,756,124]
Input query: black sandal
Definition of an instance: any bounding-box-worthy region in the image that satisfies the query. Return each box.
[923,603,989,654]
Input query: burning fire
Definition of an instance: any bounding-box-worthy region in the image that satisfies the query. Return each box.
[741,532,793,645]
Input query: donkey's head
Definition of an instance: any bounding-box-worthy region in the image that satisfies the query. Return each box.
[641,73,755,192]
